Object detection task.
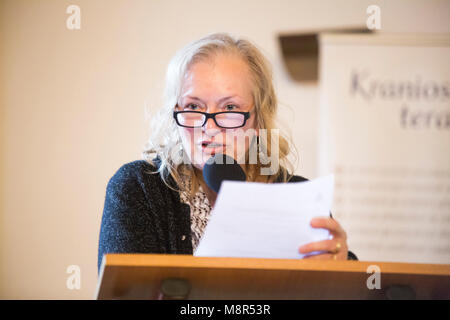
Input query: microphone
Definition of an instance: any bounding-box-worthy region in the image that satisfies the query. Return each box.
[202,153,246,193]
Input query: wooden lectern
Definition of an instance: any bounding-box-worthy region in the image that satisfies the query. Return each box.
[95,254,450,300]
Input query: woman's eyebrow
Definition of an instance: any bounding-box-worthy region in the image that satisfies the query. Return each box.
[185,95,238,104]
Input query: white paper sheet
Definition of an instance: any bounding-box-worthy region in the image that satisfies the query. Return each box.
[194,175,334,259]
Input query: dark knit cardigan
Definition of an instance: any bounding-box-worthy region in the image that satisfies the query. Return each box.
[98,159,357,272]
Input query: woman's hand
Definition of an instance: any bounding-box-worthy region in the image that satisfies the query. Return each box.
[298,216,348,260]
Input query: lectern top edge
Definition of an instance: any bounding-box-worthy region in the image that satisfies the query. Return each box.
[100,253,450,276]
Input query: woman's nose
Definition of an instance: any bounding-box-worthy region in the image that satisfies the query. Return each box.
[203,117,221,136]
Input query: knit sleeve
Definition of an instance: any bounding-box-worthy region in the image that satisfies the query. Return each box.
[97,161,160,273]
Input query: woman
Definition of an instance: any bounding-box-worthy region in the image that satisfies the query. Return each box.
[98,33,356,271]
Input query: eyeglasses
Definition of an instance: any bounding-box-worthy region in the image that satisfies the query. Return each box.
[173,110,251,129]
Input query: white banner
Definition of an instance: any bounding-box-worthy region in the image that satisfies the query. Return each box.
[318,33,450,264]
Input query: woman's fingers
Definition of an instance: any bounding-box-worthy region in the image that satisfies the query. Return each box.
[310,217,347,240]
[299,239,343,254]
[298,217,349,260]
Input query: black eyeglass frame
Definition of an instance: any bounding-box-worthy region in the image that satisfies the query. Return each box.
[173,110,251,129]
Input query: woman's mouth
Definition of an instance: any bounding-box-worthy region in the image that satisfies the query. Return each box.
[200,142,226,152]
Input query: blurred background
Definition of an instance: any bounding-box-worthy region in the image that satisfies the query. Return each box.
[0,0,449,299]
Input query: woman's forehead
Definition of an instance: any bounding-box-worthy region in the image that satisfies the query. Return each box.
[181,55,253,101]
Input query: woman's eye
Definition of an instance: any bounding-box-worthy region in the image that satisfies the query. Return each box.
[225,104,238,111]
[185,103,199,110]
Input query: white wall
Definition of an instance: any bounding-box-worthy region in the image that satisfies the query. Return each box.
[0,0,449,299]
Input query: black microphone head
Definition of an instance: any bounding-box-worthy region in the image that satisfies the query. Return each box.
[202,153,246,193]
